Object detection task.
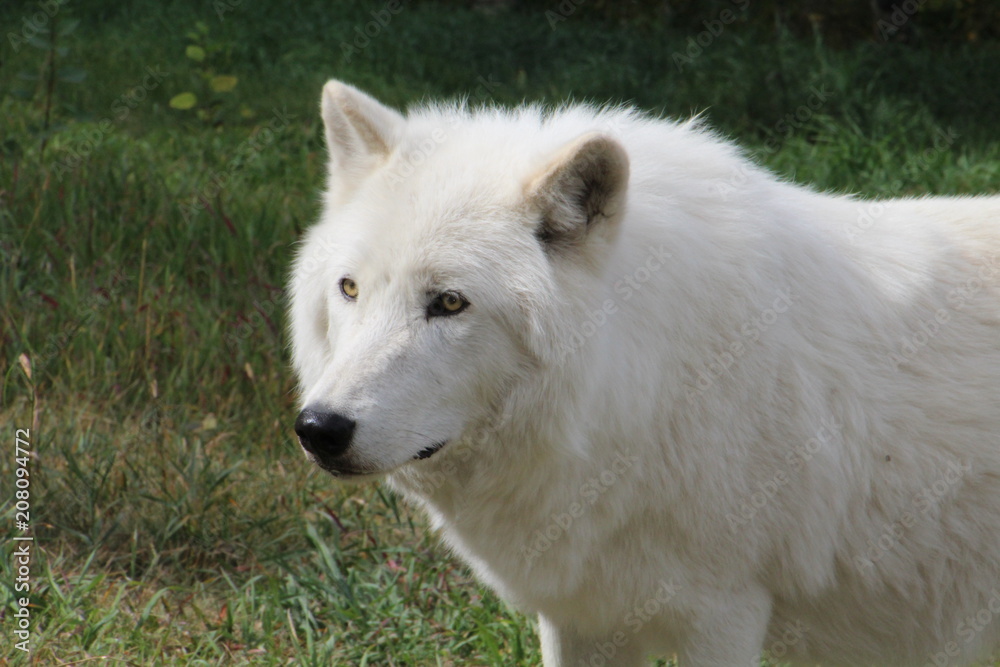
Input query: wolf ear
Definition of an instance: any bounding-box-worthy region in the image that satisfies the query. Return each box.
[320,80,403,198]
[526,133,629,249]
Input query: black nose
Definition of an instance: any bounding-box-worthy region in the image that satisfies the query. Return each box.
[295,409,356,459]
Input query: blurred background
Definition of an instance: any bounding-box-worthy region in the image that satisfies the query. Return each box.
[2,1,999,664]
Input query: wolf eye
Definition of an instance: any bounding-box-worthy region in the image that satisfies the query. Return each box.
[340,277,359,300]
[428,291,468,317]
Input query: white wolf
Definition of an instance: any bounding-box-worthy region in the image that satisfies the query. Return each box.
[289,80,1000,666]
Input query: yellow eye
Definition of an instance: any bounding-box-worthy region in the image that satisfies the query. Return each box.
[428,291,468,317]
[340,277,359,299]
[441,293,463,312]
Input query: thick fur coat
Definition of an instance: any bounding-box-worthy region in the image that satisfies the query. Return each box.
[289,80,1000,666]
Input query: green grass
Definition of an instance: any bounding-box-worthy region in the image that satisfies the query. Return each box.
[2,1,999,664]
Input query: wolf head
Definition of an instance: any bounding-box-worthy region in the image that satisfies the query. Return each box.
[289,81,629,478]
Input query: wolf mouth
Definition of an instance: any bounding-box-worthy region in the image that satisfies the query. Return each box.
[306,453,377,478]
[415,442,447,460]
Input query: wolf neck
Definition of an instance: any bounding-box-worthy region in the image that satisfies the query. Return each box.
[388,362,604,516]
[386,352,654,610]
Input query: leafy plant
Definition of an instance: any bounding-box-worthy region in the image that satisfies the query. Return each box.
[168,21,248,124]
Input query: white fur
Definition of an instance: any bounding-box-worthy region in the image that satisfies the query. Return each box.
[289,80,1000,666]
